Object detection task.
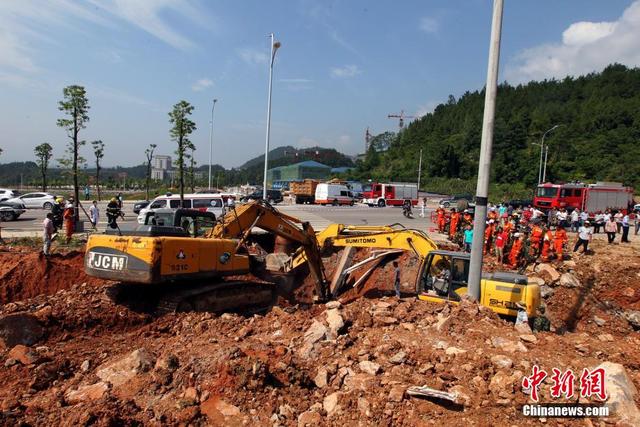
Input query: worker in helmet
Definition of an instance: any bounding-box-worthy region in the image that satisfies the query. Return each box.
[449,208,460,239]
[106,197,121,229]
[51,197,64,231]
[63,197,75,244]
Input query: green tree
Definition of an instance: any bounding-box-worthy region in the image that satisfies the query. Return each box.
[57,85,89,218]
[34,143,53,191]
[91,140,104,201]
[168,101,196,203]
[187,144,196,193]
[145,144,157,201]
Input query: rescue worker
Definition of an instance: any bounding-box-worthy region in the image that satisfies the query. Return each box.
[541,227,554,262]
[51,197,64,231]
[484,220,494,255]
[462,209,473,226]
[530,222,544,256]
[508,233,523,268]
[63,197,75,244]
[532,306,551,332]
[449,208,460,239]
[436,207,446,233]
[554,225,568,260]
[106,197,121,229]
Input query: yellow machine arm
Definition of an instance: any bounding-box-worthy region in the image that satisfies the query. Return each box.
[209,201,328,299]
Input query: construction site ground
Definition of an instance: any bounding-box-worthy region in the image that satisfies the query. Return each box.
[1,234,639,426]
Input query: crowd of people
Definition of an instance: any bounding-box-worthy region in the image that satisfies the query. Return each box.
[434,203,637,270]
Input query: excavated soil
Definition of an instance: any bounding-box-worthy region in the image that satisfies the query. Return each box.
[0,250,106,304]
[0,236,639,426]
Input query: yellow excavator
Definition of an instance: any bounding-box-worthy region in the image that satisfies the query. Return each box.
[85,201,328,312]
[291,223,540,317]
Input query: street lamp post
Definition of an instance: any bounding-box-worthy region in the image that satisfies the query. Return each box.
[262,33,281,199]
[540,124,562,184]
[208,99,218,191]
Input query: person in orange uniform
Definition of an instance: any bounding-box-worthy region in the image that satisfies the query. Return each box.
[508,233,523,268]
[530,223,544,256]
[436,208,446,233]
[462,210,473,226]
[63,197,75,244]
[484,220,495,255]
[541,227,554,261]
[554,225,568,260]
[449,208,460,239]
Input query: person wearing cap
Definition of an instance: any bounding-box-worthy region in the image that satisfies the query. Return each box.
[530,222,544,256]
[484,219,494,255]
[573,220,593,254]
[541,226,554,262]
[51,197,64,231]
[63,197,75,244]
[106,197,121,229]
[462,209,473,225]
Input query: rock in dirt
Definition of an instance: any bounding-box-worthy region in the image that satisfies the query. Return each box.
[491,337,527,353]
[298,410,322,426]
[389,351,407,365]
[623,310,640,329]
[299,320,328,359]
[8,345,40,365]
[559,273,581,288]
[325,309,345,337]
[389,385,405,402]
[527,276,545,287]
[540,285,555,299]
[96,348,155,387]
[64,382,109,404]
[490,355,513,370]
[359,360,381,375]
[596,362,640,425]
[323,392,342,415]
[593,316,606,327]
[80,360,91,372]
[314,367,329,388]
[515,323,533,335]
[0,313,44,349]
[201,397,242,423]
[325,301,342,310]
[358,397,372,417]
[519,334,537,344]
[535,264,560,283]
[445,346,467,356]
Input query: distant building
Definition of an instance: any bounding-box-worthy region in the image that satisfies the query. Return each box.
[266,160,332,187]
[151,155,172,180]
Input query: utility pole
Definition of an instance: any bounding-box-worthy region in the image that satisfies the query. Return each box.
[541,124,561,183]
[208,99,218,190]
[417,149,423,191]
[468,0,504,301]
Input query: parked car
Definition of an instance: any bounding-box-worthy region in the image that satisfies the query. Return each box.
[314,183,355,206]
[507,199,533,208]
[438,194,474,208]
[137,193,225,224]
[133,200,151,214]
[240,190,283,204]
[6,192,56,209]
[0,201,26,221]
[0,189,19,202]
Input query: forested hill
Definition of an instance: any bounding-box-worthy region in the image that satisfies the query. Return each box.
[353,64,640,193]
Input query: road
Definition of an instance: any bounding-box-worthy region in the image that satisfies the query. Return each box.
[1,201,440,238]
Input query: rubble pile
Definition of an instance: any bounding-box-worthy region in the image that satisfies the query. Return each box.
[0,239,639,425]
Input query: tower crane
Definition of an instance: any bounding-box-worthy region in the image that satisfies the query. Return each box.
[388,110,416,129]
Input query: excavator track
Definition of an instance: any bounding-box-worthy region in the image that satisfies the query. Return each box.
[102,280,276,316]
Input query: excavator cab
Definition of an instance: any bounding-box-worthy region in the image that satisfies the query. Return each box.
[418,251,470,301]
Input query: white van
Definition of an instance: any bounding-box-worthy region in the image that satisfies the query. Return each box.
[314,183,355,206]
[137,193,227,224]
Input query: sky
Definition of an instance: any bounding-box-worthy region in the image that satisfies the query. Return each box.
[1,0,639,168]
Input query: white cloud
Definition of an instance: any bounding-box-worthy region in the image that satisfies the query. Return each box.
[337,135,351,146]
[238,48,268,65]
[506,1,640,83]
[419,16,439,34]
[191,78,213,91]
[416,101,439,117]
[330,64,361,78]
[89,0,205,50]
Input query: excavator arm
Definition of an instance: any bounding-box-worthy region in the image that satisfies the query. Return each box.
[209,201,328,300]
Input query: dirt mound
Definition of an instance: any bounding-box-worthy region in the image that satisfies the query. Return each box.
[0,250,106,304]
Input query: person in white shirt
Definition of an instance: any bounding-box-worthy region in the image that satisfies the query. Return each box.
[614,211,624,233]
[556,208,568,228]
[579,210,588,226]
[43,213,55,256]
[593,212,604,233]
[89,200,99,228]
[532,208,544,220]
[570,209,580,233]
[573,221,593,253]
[621,213,630,243]
[603,210,612,223]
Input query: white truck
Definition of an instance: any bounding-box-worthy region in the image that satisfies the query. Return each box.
[314,183,355,206]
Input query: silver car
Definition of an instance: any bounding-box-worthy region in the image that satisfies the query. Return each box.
[7,192,56,209]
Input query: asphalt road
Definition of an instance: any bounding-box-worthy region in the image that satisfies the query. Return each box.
[1,201,439,237]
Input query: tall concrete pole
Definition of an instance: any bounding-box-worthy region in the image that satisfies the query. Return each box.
[263,34,280,199]
[417,149,423,191]
[208,99,217,190]
[537,143,543,184]
[468,0,504,301]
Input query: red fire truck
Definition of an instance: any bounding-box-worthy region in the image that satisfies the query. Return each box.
[533,182,634,213]
[361,182,418,207]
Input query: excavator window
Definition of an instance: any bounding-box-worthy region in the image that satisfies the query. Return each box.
[422,255,451,297]
[450,257,470,301]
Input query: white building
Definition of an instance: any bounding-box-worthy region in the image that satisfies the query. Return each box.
[151,155,172,180]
